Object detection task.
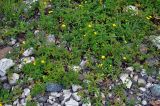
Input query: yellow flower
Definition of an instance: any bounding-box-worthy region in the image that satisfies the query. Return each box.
[98,63,103,67]
[22,41,25,44]
[146,16,152,20]
[48,10,53,14]
[88,24,92,28]
[94,32,97,35]
[101,55,106,59]
[61,24,66,28]
[0,103,2,106]
[41,60,45,64]
[112,24,117,27]
[123,57,127,60]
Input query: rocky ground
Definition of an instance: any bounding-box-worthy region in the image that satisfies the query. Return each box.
[0,0,160,106]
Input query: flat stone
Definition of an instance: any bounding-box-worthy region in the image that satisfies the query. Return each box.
[120,73,132,88]
[46,83,63,92]
[37,96,48,103]
[151,36,160,49]
[72,93,81,101]
[0,58,15,76]
[138,78,146,87]
[72,85,82,92]
[126,67,134,72]
[150,84,160,97]
[23,88,30,96]
[50,92,61,97]
[65,98,79,106]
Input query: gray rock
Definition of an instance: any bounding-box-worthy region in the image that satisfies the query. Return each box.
[120,73,132,88]
[141,100,147,105]
[151,36,160,49]
[150,84,160,97]
[72,85,82,92]
[50,92,61,97]
[61,90,72,104]
[8,73,20,85]
[0,58,15,76]
[65,98,79,106]
[0,76,7,82]
[46,83,63,92]
[23,88,30,96]
[3,83,11,90]
[72,93,81,101]
[23,47,34,57]
[126,67,134,72]
[38,96,48,103]
[138,78,146,87]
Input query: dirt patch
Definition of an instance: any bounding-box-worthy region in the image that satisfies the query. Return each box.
[0,46,12,59]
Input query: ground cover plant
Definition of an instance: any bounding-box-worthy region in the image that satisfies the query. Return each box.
[0,0,160,106]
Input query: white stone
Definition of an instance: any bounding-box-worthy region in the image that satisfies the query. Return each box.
[139,87,146,92]
[72,93,81,101]
[65,98,79,106]
[50,92,61,97]
[72,85,82,92]
[126,67,134,72]
[146,83,152,88]
[0,58,15,76]
[9,73,19,84]
[23,88,30,96]
[61,90,72,104]
[23,47,34,57]
[120,73,132,88]
[152,36,160,49]
[47,99,54,104]
[142,100,147,105]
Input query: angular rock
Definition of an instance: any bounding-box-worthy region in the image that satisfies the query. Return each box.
[72,85,82,92]
[46,83,63,92]
[61,90,72,104]
[72,93,81,101]
[120,73,132,88]
[37,96,48,103]
[0,58,15,76]
[23,88,30,96]
[65,98,79,106]
[23,47,34,57]
[138,78,146,87]
[150,85,160,97]
[151,36,160,49]
[50,92,61,97]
